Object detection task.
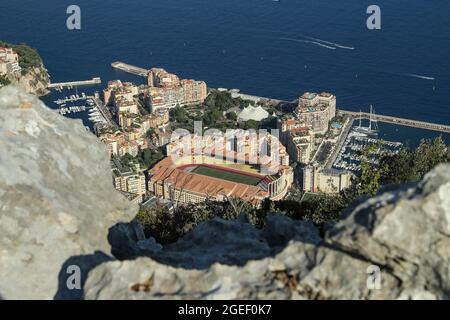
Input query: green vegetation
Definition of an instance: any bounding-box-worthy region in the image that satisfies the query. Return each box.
[119,153,135,168]
[171,105,187,124]
[0,41,45,72]
[379,136,449,185]
[170,90,268,132]
[205,90,254,111]
[136,198,264,244]
[137,148,164,168]
[191,166,262,186]
[118,147,164,170]
[0,75,11,86]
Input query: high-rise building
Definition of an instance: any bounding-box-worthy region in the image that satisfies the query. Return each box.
[295,92,336,134]
[112,159,146,199]
[287,128,315,164]
[302,164,352,193]
[146,67,207,111]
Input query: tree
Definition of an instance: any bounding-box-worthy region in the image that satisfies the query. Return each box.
[379,136,449,186]
[413,137,448,179]
[136,204,188,244]
[137,148,164,168]
[0,41,45,71]
[240,119,261,131]
[358,160,380,196]
[204,108,223,126]
[120,153,135,167]
[226,112,237,121]
[378,147,415,185]
[0,75,11,86]
[171,106,187,123]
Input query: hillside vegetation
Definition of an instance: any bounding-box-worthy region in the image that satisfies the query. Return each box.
[0,41,45,73]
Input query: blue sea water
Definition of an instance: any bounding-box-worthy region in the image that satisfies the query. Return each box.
[1,0,449,145]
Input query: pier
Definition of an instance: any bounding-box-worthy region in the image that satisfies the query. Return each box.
[48,77,101,89]
[111,61,149,77]
[340,110,450,134]
[54,93,89,105]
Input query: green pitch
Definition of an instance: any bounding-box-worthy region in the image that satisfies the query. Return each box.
[191,166,262,186]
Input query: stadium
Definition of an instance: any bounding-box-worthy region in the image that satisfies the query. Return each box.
[148,133,294,207]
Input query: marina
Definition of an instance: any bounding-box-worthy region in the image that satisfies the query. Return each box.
[332,118,403,174]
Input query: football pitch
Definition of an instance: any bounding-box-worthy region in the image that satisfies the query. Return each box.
[191,166,262,186]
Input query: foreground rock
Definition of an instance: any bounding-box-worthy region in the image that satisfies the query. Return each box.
[84,165,450,300]
[0,86,137,299]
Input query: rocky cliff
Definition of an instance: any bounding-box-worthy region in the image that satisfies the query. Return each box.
[8,65,50,96]
[0,41,50,96]
[0,87,448,300]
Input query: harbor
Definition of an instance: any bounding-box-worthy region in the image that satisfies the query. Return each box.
[332,109,403,174]
[332,130,403,174]
[49,89,112,130]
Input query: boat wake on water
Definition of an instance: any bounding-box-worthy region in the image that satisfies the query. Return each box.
[277,35,354,51]
[278,37,336,50]
[302,35,355,50]
[402,73,435,81]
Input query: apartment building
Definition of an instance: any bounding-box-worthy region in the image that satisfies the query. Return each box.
[295,92,336,134]
[287,128,315,164]
[278,116,316,165]
[146,67,207,111]
[99,131,148,158]
[0,47,21,76]
[302,164,352,193]
[112,160,146,199]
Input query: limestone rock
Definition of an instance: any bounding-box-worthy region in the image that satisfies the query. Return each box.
[325,164,450,299]
[9,66,50,96]
[0,86,137,299]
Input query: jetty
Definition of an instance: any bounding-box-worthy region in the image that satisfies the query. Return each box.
[340,110,450,134]
[111,61,149,77]
[54,93,89,105]
[48,77,101,89]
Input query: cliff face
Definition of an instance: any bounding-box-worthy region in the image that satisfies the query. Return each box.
[0,41,50,96]
[7,65,50,96]
[0,87,448,300]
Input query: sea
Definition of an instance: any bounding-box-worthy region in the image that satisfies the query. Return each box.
[1,0,449,147]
